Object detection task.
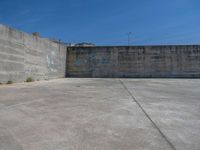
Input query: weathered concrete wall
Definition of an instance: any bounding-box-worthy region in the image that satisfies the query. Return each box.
[0,24,67,83]
[1,24,200,81]
[67,46,200,78]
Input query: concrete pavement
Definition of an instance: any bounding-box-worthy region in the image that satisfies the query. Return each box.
[0,78,199,150]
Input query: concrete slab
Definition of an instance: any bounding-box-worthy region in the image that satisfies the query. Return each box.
[122,79,200,150]
[0,78,199,150]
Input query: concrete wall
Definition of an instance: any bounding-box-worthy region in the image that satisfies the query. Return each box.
[67,46,200,78]
[1,24,200,81]
[0,24,67,83]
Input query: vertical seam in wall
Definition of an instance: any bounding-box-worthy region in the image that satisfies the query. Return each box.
[119,79,176,150]
[65,47,68,77]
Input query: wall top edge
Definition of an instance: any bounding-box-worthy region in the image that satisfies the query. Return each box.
[68,45,200,49]
[0,24,67,47]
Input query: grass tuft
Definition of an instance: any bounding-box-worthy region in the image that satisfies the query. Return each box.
[26,77,34,82]
[7,80,13,84]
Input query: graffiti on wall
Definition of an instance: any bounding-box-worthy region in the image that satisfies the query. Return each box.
[47,51,58,72]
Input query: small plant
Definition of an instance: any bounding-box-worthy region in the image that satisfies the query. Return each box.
[7,80,13,84]
[26,77,34,82]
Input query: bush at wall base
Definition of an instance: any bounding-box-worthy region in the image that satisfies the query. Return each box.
[7,81,13,84]
[26,77,34,82]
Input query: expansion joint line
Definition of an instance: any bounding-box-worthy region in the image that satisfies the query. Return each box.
[119,79,176,150]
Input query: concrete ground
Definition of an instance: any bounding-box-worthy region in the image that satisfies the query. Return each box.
[0,79,199,150]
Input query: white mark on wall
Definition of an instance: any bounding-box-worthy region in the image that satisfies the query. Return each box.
[47,51,57,72]
[51,51,55,55]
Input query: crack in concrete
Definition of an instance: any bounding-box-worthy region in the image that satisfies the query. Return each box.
[119,79,176,150]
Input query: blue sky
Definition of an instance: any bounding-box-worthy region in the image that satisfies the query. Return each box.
[0,0,199,45]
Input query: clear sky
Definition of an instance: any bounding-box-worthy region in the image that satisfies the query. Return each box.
[0,0,199,46]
